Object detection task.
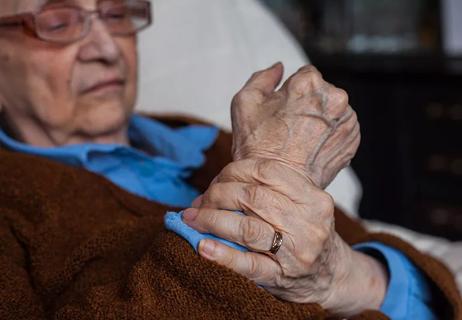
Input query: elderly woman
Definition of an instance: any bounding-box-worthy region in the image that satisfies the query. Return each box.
[0,0,460,319]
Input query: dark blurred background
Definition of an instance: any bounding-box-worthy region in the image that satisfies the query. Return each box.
[261,0,462,240]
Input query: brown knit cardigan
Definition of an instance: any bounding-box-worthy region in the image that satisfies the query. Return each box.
[0,115,461,320]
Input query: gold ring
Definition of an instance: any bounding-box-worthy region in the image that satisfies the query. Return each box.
[269,230,283,255]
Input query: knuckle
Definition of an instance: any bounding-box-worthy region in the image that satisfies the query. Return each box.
[348,109,358,125]
[318,192,335,219]
[325,87,350,119]
[299,64,320,75]
[274,273,295,289]
[247,255,262,277]
[297,251,317,270]
[218,162,237,181]
[287,75,311,95]
[280,257,313,278]
[319,198,335,225]
[231,90,248,107]
[333,87,349,106]
[203,183,222,204]
[287,69,325,96]
[232,88,264,107]
[240,217,267,247]
[219,159,251,182]
[221,250,236,268]
[243,184,264,207]
[335,110,358,136]
[315,226,331,246]
[307,191,334,225]
[204,210,219,228]
[254,159,279,181]
[348,112,360,133]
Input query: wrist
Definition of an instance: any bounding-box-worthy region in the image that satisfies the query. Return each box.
[234,154,317,186]
[323,236,388,316]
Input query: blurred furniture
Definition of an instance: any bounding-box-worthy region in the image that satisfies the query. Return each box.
[307,53,462,241]
[264,0,462,239]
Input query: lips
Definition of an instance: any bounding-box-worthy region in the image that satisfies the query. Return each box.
[81,77,126,94]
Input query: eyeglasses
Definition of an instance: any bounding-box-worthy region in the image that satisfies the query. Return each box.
[0,0,152,44]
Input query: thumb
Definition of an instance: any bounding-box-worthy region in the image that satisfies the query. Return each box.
[243,62,284,96]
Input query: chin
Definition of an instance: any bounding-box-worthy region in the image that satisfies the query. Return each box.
[77,100,133,143]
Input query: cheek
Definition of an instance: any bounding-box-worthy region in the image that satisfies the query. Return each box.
[24,50,77,124]
[41,62,72,96]
[0,43,73,120]
[0,43,30,104]
[118,37,138,103]
[121,37,138,77]
[0,49,13,104]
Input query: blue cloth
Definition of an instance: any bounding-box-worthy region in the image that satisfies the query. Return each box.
[165,211,247,252]
[0,114,219,208]
[0,115,435,318]
[165,211,436,319]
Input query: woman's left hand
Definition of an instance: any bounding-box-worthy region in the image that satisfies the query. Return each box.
[183,159,388,316]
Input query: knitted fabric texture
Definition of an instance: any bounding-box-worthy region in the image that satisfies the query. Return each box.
[0,115,460,319]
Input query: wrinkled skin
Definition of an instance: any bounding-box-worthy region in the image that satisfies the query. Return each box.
[231,63,360,189]
[184,64,387,316]
[0,0,138,147]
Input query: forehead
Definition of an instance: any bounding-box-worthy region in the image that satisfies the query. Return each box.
[4,0,99,13]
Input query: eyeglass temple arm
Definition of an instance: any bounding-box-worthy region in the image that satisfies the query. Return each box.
[0,14,30,27]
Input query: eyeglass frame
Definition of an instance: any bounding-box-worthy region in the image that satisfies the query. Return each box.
[0,0,152,45]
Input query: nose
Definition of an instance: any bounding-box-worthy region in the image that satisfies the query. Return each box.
[77,17,121,64]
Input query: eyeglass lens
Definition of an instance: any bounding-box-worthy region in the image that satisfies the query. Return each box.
[35,1,150,43]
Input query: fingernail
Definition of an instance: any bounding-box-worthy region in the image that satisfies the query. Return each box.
[199,239,215,259]
[183,208,199,222]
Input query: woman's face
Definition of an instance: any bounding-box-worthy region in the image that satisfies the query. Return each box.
[0,0,139,146]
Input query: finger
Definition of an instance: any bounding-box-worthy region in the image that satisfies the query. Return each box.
[198,238,282,286]
[317,112,360,165]
[190,205,332,279]
[280,64,325,99]
[324,124,361,171]
[322,84,350,121]
[199,181,299,228]
[214,159,317,203]
[314,108,357,158]
[183,207,277,252]
[316,124,360,187]
[191,195,203,208]
[242,62,284,96]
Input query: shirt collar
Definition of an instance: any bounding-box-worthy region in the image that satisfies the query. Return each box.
[0,114,219,170]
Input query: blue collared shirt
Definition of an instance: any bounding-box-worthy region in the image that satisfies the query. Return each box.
[0,115,219,207]
[0,115,436,319]
[354,242,436,319]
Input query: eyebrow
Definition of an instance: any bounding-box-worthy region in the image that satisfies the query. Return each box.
[35,0,79,9]
[35,0,116,10]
